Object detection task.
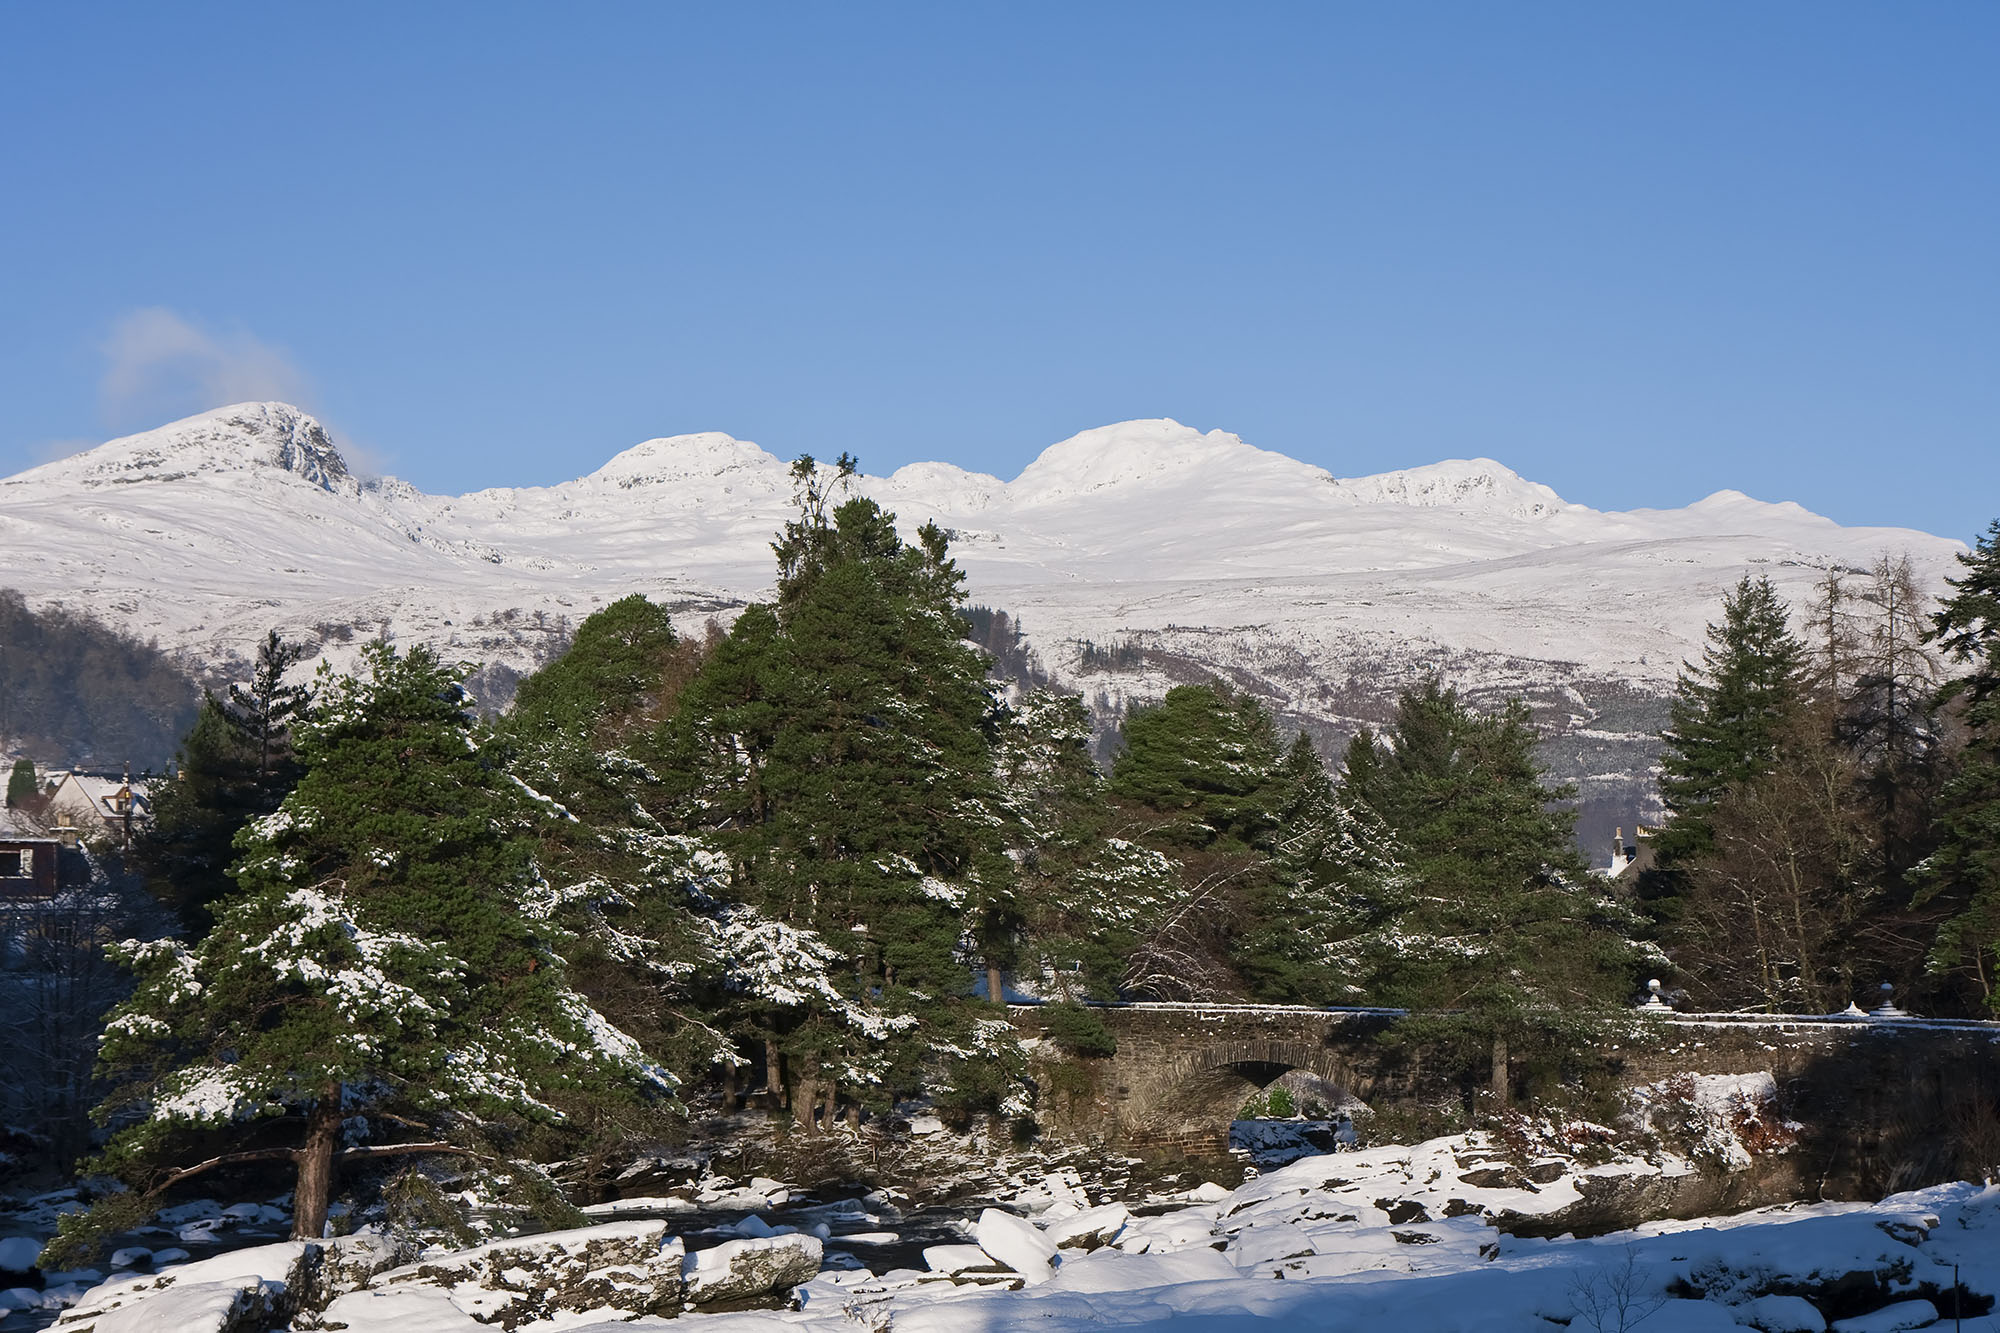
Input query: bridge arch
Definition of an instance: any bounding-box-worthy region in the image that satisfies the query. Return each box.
[1118,1037,1377,1150]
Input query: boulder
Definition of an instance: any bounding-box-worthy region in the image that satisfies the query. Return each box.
[0,1236,43,1278]
[682,1233,823,1306]
[373,1220,685,1326]
[974,1208,1057,1284]
[53,1242,312,1333]
[1734,1293,1827,1332]
[1044,1203,1131,1251]
[922,1243,1001,1275]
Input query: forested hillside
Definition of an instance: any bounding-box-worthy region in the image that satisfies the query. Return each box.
[0,589,200,768]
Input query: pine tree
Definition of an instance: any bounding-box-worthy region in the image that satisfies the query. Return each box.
[1235,734,1413,1003]
[992,689,1179,999]
[500,595,718,1082]
[1108,683,1288,999]
[663,458,1019,1124]
[1655,577,1809,868]
[62,642,669,1259]
[228,630,310,782]
[1340,680,1643,1106]
[1108,683,1285,851]
[142,633,311,930]
[1918,520,2000,1007]
[6,757,35,808]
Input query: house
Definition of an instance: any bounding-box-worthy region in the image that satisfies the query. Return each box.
[0,805,61,899]
[45,771,154,847]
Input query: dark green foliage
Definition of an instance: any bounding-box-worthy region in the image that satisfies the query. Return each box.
[1235,734,1412,1004]
[1041,1001,1117,1058]
[498,595,714,1076]
[1655,577,1808,867]
[6,757,35,807]
[994,689,1179,999]
[1110,683,1285,850]
[1339,681,1645,1090]
[142,633,310,929]
[0,588,199,768]
[1920,520,2000,1007]
[662,457,1018,1113]
[81,641,668,1249]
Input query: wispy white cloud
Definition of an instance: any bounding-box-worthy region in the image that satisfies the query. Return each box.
[99,308,311,428]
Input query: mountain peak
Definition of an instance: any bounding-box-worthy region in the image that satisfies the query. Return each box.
[1009,419,1328,504]
[15,402,356,495]
[1332,457,1572,519]
[582,431,789,490]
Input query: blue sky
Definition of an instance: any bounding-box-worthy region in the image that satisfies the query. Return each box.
[3,3,1995,539]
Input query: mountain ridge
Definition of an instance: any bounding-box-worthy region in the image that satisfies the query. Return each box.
[0,402,1967,852]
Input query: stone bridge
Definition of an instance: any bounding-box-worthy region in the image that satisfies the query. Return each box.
[1009,1002,2000,1160]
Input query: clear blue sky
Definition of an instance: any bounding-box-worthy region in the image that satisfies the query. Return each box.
[3,3,1995,539]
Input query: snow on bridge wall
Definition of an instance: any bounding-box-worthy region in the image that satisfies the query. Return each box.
[1010,1002,2000,1176]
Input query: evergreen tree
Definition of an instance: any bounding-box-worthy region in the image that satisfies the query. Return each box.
[500,596,719,1082]
[1235,734,1413,1003]
[63,642,668,1258]
[1109,683,1285,850]
[1108,683,1289,999]
[664,458,1018,1123]
[1655,577,1808,868]
[228,630,310,781]
[1919,520,2000,1006]
[992,690,1179,1000]
[142,633,310,930]
[1341,680,1643,1105]
[6,757,35,808]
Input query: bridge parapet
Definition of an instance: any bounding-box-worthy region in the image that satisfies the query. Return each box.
[1007,1002,2000,1158]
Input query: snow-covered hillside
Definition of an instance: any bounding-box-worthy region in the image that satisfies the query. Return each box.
[0,404,1965,839]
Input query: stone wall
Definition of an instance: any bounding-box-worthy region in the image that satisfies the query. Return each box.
[1012,1002,2000,1193]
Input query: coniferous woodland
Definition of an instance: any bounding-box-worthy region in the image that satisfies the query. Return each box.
[40,464,2000,1260]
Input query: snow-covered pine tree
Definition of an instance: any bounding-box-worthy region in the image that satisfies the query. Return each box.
[1340,680,1645,1107]
[59,641,670,1261]
[992,689,1179,1000]
[663,458,1021,1124]
[499,595,722,1087]
[1235,734,1415,1004]
[1108,682,1288,999]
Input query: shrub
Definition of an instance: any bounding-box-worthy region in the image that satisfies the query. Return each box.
[1042,1002,1117,1058]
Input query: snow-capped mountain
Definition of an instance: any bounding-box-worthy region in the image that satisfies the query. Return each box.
[0,403,1966,846]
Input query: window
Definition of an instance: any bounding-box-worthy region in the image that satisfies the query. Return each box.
[0,850,22,878]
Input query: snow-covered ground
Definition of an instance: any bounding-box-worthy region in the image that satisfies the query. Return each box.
[14,1125,1997,1333]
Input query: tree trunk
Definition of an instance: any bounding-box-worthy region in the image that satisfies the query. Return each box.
[821,1082,838,1134]
[987,962,1005,1004]
[764,1038,785,1106]
[1489,1033,1509,1110]
[793,1079,818,1134]
[291,1088,343,1241]
[719,1061,738,1113]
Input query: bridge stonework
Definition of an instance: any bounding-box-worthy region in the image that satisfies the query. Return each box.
[1010,1003,2000,1169]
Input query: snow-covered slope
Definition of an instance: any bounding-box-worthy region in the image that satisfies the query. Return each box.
[0,404,1965,833]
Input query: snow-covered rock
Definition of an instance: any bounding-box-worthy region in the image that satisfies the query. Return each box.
[53,1241,310,1333]
[0,1235,40,1274]
[974,1207,1058,1284]
[1734,1293,1829,1332]
[681,1233,823,1306]
[1830,1300,1938,1332]
[922,1243,1000,1275]
[1044,1203,1131,1250]
[374,1220,684,1324]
